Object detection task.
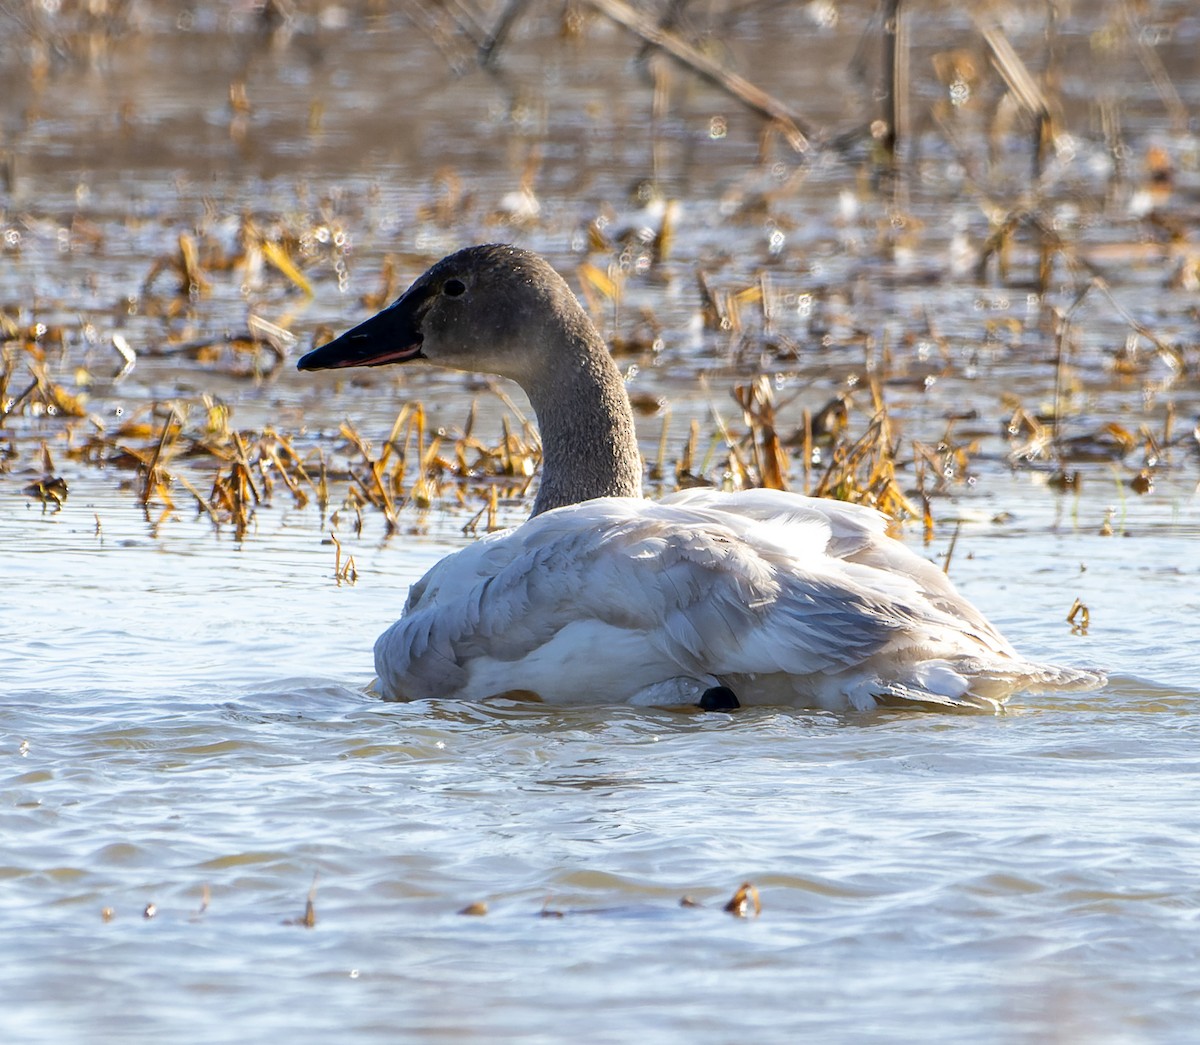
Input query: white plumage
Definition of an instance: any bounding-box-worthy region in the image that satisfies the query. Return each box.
[374,489,1094,710]
[298,245,1102,711]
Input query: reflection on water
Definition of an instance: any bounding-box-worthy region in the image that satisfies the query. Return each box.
[3,1,1199,1042]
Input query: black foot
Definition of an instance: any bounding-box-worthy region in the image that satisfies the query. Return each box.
[698,686,740,712]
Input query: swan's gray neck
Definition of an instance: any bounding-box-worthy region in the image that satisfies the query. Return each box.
[522,321,642,516]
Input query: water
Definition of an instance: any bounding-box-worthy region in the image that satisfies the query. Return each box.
[5,474,1198,1043]
[4,2,1200,1041]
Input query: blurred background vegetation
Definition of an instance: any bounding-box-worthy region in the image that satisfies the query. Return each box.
[1,0,1196,534]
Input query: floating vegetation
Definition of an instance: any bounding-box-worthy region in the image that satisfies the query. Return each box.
[0,0,1196,544]
[23,475,67,509]
[2,345,550,536]
[283,874,319,929]
[2,273,1192,541]
[458,901,489,916]
[723,881,762,918]
[98,878,771,929]
[451,882,765,919]
[330,531,357,585]
[1068,598,1092,635]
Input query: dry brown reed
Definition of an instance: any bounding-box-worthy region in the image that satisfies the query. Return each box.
[2,0,1196,538]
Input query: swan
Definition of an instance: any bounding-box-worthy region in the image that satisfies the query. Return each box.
[298,244,1101,711]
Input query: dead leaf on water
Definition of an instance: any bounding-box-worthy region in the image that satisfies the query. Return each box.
[23,476,67,507]
[458,901,489,916]
[284,873,318,928]
[723,881,761,918]
[1067,597,1091,635]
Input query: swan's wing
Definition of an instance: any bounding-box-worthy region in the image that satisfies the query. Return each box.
[662,488,1015,651]
[671,490,1106,703]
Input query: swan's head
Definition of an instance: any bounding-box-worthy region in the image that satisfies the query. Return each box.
[296,244,587,383]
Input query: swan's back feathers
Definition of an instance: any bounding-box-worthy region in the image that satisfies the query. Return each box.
[374,490,1097,709]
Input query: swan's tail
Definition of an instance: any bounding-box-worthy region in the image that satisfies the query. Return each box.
[1004,663,1108,694]
[857,659,1106,713]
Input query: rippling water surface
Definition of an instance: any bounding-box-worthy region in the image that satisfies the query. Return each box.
[4,1,1200,1041]
[6,479,1199,1043]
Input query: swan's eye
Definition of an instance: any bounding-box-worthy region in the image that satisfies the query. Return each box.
[443,279,466,297]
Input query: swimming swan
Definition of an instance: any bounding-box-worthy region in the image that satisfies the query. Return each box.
[298,244,1101,711]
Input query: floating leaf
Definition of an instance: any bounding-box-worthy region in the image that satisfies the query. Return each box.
[723,881,761,918]
[458,901,489,916]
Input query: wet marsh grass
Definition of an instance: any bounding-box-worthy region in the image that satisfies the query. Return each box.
[1,0,1197,541]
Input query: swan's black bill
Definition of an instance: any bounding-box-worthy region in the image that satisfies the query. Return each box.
[297,297,425,371]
